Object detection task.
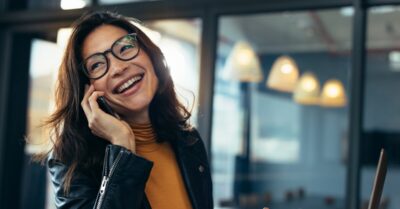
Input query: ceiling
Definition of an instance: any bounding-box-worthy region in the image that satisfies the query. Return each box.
[133,6,400,57]
[216,6,400,56]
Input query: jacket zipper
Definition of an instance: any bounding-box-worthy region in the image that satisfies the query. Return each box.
[94,147,124,209]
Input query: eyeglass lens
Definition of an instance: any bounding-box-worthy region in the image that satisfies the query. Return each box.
[84,34,139,79]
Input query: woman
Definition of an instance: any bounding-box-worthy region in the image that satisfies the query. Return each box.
[46,11,213,209]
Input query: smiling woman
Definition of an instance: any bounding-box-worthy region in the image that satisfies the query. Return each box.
[40,11,213,209]
[81,26,159,126]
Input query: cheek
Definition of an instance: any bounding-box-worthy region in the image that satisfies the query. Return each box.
[151,73,159,93]
[92,79,108,91]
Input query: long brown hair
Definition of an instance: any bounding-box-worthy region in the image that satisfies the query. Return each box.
[44,11,192,193]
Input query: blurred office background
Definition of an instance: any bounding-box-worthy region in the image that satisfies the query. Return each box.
[1,0,400,209]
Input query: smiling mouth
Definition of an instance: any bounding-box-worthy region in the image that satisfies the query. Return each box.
[114,73,144,94]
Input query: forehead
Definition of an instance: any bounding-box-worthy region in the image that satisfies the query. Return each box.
[82,24,128,59]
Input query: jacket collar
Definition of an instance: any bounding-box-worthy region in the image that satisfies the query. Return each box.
[170,128,203,209]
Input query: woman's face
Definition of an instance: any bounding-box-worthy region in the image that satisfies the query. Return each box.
[82,24,159,121]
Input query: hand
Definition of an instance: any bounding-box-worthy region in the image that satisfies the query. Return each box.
[81,85,136,153]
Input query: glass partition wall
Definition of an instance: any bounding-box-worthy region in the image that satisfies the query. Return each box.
[361,6,400,209]
[212,9,352,209]
[4,1,400,209]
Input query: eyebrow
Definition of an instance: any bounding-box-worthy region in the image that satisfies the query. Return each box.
[83,42,114,61]
[83,33,128,60]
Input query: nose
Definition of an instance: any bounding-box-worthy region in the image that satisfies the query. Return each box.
[108,55,128,77]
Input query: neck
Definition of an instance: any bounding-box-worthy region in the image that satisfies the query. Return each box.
[129,120,157,144]
[123,109,151,125]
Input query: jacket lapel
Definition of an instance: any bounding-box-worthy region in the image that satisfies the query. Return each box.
[171,130,208,209]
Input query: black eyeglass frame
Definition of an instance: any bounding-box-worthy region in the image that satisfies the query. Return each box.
[82,33,140,80]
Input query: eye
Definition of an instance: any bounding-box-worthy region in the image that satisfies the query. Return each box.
[119,44,134,54]
[89,61,106,72]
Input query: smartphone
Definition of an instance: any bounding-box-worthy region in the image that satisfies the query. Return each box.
[97,96,120,119]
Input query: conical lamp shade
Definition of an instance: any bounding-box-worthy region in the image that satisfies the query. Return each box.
[266,55,299,92]
[223,41,263,82]
[320,79,347,107]
[293,72,320,105]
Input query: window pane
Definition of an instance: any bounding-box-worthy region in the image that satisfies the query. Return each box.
[25,31,65,209]
[212,8,352,209]
[362,6,400,209]
[25,38,61,154]
[143,18,202,126]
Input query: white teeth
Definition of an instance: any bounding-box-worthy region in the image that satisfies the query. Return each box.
[117,75,142,93]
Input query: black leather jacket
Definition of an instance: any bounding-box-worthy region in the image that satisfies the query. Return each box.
[48,129,213,209]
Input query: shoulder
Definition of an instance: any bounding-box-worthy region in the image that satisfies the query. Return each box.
[47,152,99,189]
[47,152,67,175]
[179,127,203,146]
[178,127,210,162]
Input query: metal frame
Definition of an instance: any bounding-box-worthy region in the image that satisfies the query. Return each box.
[0,0,400,208]
[197,8,218,159]
[346,1,367,209]
[0,0,353,26]
[0,32,33,209]
[368,0,400,6]
[0,29,12,209]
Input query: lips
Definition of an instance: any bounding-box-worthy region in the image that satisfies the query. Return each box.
[113,73,144,94]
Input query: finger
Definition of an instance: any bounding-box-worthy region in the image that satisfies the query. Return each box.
[83,84,93,97]
[87,91,105,113]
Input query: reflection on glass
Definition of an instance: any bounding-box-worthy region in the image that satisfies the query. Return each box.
[212,9,351,209]
[26,36,65,209]
[144,19,202,126]
[26,39,64,155]
[362,6,400,209]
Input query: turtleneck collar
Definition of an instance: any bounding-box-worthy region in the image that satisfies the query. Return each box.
[129,122,158,146]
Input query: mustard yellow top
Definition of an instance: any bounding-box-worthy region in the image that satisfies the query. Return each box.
[130,123,193,209]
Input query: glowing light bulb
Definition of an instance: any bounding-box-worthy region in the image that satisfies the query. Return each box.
[266,56,299,92]
[223,41,263,82]
[320,79,347,107]
[238,49,252,66]
[303,77,317,91]
[293,72,320,105]
[281,63,293,74]
[326,85,340,97]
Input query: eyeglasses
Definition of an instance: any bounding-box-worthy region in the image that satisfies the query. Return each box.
[82,33,140,80]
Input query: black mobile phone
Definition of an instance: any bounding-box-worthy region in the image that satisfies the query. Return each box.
[97,96,120,119]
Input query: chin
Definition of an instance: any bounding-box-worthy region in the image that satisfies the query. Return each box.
[118,101,150,115]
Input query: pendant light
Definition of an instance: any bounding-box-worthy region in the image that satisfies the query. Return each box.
[223,41,263,82]
[293,72,321,105]
[320,79,347,107]
[266,55,299,92]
